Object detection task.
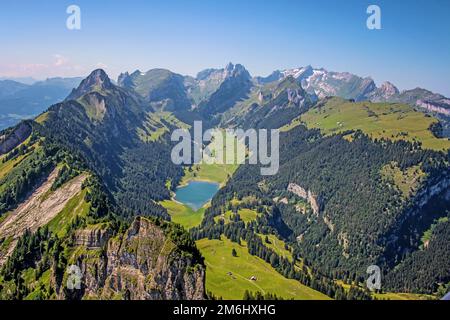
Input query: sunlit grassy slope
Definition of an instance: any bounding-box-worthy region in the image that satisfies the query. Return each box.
[196,236,331,300]
[283,97,450,151]
[214,209,258,225]
[160,199,205,230]
[47,188,90,238]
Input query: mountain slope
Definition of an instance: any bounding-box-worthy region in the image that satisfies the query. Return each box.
[118,69,192,112]
[39,69,184,219]
[0,71,205,300]
[258,65,450,139]
[221,76,316,129]
[285,97,450,151]
[195,97,449,296]
[0,168,87,266]
[198,63,253,120]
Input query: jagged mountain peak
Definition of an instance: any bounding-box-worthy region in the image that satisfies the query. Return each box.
[379,81,400,96]
[281,65,314,80]
[224,62,251,79]
[255,70,283,84]
[82,69,112,88]
[197,63,251,81]
[66,69,114,101]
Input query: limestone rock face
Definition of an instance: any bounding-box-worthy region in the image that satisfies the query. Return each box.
[287,183,321,216]
[73,226,111,248]
[0,121,32,155]
[60,217,205,300]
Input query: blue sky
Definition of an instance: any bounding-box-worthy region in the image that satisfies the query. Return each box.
[0,0,449,95]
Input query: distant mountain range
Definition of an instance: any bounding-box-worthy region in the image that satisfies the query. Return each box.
[0,77,37,85]
[0,77,82,130]
[1,63,449,132]
[116,63,450,132]
[257,65,450,117]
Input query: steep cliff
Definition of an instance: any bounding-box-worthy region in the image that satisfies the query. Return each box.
[0,121,32,155]
[287,183,321,216]
[58,217,205,300]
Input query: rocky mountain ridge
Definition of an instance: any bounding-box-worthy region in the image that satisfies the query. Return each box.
[258,65,450,118]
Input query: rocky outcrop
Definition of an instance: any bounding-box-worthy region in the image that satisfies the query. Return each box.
[0,121,32,155]
[73,226,111,248]
[369,81,399,102]
[288,183,308,198]
[287,88,307,105]
[287,183,321,216]
[415,176,450,207]
[416,100,450,116]
[60,217,205,300]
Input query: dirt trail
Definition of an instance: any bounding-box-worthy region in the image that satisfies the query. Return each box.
[0,168,87,266]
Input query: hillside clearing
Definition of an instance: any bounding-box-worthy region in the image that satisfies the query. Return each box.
[196,236,331,300]
[214,209,258,225]
[160,199,205,230]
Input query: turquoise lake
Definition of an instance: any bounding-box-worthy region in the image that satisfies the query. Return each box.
[174,181,220,211]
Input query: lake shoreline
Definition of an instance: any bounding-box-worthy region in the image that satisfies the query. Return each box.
[173,180,220,212]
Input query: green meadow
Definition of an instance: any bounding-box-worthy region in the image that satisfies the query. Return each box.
[137,111,190,142]
[380,162,425,199]
[181,129,244,186]
[214,209,258,225]
[160,199,206,230]
[196,236,331,300]
[334,280,436,300]
[373,292,435,300]
[164,129,244,229]
[181,163,237,186]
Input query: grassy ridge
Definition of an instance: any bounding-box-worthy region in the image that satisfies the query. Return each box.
[0,136,37,179]
[284,98,450,151]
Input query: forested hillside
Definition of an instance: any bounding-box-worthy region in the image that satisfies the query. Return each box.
[193,97,450,296]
